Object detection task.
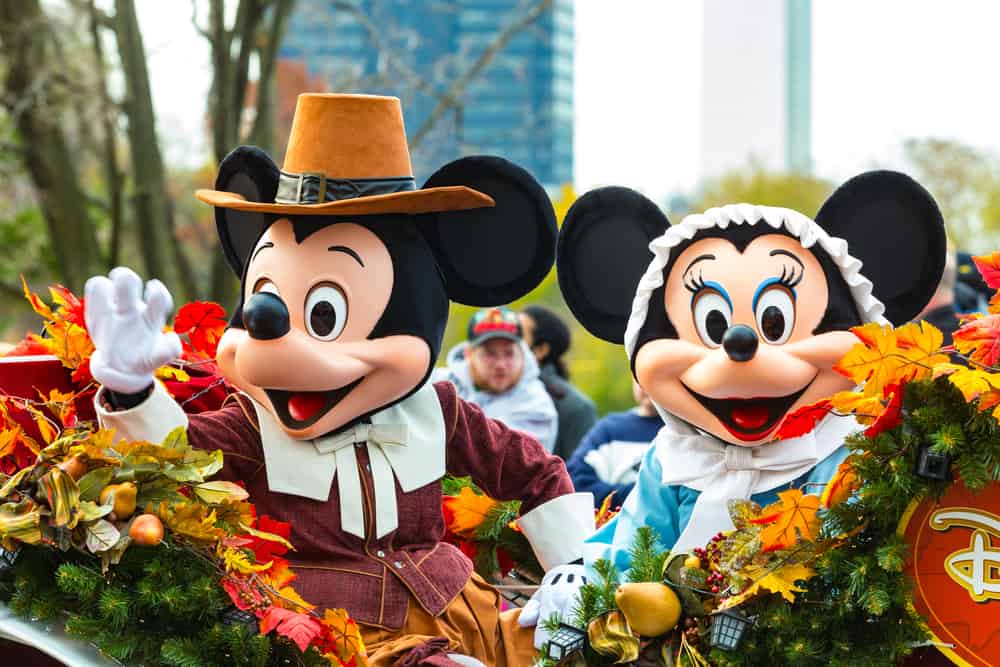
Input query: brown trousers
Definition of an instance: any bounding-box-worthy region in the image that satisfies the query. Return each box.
[361,573,538,667]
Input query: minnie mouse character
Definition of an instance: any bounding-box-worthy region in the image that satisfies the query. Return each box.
[85,94,593,666]
[555,172,945,569]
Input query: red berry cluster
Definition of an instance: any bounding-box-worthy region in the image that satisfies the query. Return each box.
[692,532,728,595]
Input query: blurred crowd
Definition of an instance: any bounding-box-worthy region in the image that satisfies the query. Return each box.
[440,246,993,509]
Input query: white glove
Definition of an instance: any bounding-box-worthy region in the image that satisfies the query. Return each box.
[84,267,182,395]
[518,563,587,650]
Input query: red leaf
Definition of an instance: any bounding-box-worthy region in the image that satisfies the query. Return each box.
[174,301,227,358]
[243,515,292,563]
[774,400,832,440]
[864,384,903,438]
[5,336,52,357]
[259,606,324,653]
[973,252,1000,289]
[50,285,87,330]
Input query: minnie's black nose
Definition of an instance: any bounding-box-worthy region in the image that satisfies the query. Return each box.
[243,292,290,340]
[722,324,758,362]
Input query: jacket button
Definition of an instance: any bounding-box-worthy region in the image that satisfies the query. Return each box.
[394,561,404,569]
[376,550,385,558]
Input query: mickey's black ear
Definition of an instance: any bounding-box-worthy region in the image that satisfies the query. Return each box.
[418,156,556,306]
[214,146,280,275]
[557,187,670,343]
[815,170,946,325]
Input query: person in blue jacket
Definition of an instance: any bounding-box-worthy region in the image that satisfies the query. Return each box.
[567,379,662,509]
[555,174,947,573]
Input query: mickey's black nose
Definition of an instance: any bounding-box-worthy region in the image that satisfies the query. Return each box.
[243,292,290,340]
[722,324,758,362]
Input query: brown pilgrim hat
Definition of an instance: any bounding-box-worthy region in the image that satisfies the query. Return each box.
[195,93,494,215]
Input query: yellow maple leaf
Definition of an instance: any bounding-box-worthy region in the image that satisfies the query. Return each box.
[828,390,885,424]
[273,585,316,612]
[946,367,1000,402]
[156,366,190,383]
[220,547,273,574]
[163,502,222,542]
[721,562,815,609]
[752,489,821,551]
[442,486,497,538]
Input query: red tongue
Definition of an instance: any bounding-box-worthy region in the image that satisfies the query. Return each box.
[731,405,770,431]
[287,392,326,422]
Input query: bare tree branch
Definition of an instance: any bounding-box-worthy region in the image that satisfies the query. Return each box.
[408,0,554,150]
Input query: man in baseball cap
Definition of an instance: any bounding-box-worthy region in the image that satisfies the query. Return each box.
[435,306,558,451]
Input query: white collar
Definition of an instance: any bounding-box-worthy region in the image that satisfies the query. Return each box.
[653,411,858,554]
[250,382,446,540]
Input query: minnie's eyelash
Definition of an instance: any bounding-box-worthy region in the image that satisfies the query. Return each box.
[777,264,803,290]
[684,270,706,294]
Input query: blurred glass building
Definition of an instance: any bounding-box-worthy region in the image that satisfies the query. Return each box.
[278,0,574,190]
[701,0,812,178]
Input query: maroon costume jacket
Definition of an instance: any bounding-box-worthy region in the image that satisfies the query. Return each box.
[179,381,572,630]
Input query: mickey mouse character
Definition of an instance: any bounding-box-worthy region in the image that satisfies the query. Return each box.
[85,94,594,667]
[555,172,945,570]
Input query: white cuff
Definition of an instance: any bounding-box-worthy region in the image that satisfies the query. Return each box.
[517,492,595,571]
[95,381,188,444]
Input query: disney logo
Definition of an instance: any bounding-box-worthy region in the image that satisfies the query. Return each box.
[929,507,1000,603]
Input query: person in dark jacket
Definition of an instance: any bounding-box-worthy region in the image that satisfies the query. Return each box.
[915,247,960,345]
[520,305,597,460]
[567,379,663,508]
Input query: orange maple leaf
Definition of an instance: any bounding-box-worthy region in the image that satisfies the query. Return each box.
[820,459,860,509]
[322,608,369,665]
[441,486,497,538]
[834,324,903,396]
[894,321,948,381]
[751,489,821,551]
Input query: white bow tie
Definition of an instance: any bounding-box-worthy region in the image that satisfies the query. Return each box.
[314,422,408,539]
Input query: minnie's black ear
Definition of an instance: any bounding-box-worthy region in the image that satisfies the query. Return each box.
[557,187,670,343]
[214,146,280,275]
[418,156,556,306]
[815,170,946,325]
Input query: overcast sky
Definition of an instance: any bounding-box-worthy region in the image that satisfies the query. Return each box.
[140,1,1000,204]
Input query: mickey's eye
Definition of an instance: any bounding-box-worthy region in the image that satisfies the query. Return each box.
[755,287,795,344]
[305,283,348,341]
[692,291,732,347]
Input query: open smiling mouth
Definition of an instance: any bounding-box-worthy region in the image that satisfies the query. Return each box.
[682,377,816,442]
[265,377,366,429]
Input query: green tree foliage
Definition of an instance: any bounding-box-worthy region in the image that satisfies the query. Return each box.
[903,137,1000,252]
[687,162,834,218]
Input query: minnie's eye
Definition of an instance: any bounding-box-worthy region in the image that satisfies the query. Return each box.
[755,287,795,344]
[305,284,348,341]
[692,291,732,347]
